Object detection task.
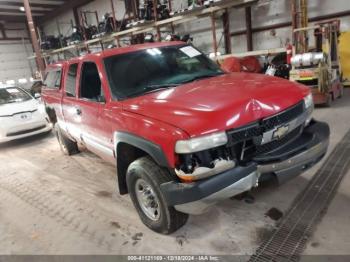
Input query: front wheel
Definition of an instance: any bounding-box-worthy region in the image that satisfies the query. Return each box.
[126,156,188,234]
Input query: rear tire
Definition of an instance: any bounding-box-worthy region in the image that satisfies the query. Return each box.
[55,125,79,155]
[126,156,188,234]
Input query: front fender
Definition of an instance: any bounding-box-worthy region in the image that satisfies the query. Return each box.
[114,131,170,168]
[116,110,190,168]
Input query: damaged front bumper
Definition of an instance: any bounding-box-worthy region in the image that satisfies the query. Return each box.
[160,120,330,215]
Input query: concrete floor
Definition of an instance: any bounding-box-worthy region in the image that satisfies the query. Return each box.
[0,90,349,256]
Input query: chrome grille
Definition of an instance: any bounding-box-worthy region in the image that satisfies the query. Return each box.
[256,126,303,155]
[227,100,305,160]
[227,124,262,143]
[262,101,305,130]
[228,101,305,143]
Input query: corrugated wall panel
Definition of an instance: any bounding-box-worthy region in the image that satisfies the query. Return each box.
[0,21,35,84]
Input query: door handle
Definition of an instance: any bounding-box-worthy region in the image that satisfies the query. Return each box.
[76,108,82,115]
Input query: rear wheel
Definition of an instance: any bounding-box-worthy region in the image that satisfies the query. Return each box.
[55,125,79,155]
[126,156,188,234]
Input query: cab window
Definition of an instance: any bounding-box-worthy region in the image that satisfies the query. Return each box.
[44,69,62,89]
[79,62,103,101]
[65,63,78,97]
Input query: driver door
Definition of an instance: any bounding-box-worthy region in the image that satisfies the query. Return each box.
[77,60,114,162]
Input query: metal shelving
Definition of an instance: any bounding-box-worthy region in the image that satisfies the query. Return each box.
[29,0,258,61]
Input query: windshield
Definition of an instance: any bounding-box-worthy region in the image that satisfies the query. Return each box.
[0,87,32,105]
[104,45,224,99]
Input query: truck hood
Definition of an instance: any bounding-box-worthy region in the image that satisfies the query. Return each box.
[0,99,38,117]
[122,73,309,137]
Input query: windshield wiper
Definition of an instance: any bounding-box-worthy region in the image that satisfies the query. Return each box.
[180,72,225,84]
[126,84,180,98]
[145,83,181,89]
[142,84,181,95]
[144,83,181,93]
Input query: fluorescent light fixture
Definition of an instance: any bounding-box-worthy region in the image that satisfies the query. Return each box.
[18,78,28,84]
[6,80,15,85]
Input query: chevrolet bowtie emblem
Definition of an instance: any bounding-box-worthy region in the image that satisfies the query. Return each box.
[273,125,289,140]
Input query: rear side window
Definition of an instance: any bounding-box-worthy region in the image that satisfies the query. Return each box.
[44,69,62,89]
[65,64,78,97]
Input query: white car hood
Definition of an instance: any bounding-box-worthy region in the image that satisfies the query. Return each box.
[0,99,38,117]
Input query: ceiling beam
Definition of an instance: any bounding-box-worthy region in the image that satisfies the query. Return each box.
[0,2,63,9]
[0,0,64,22]
[0,11,44,16]
[0,8,46,14]
[0,15,26,22]
[0,4,53,11]
[0,0,64,5]
[37,0,94,24]
[0,37,30,41]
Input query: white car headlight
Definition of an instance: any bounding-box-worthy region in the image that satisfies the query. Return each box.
[304,93,314,109]
[175,131,228,154]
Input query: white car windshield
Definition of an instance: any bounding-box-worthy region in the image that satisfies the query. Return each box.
[0,87,32,105]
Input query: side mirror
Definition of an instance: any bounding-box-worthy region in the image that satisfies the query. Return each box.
[34,93,41,99]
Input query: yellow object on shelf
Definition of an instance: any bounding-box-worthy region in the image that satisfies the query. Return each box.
[339,31,350,86]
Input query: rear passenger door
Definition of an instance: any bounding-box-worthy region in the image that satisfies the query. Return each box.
[42,65,64,121]
[61,62,82,140]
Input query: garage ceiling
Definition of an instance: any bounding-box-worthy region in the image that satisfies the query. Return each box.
[0,0,94,24]
[0,0,68,22]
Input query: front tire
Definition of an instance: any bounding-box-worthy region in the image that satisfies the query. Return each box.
[126,156,188,234]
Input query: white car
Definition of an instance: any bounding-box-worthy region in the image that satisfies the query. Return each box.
[0,85,52,143]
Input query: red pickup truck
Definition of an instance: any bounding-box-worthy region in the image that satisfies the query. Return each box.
[42,42,330,234]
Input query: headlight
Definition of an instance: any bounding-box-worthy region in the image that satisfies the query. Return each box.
[304,93,314,126]
[175,131,228,154]
[304,93,314,109]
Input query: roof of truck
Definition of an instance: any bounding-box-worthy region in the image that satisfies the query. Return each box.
[101,41,185,58]
[47,41,185,68]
